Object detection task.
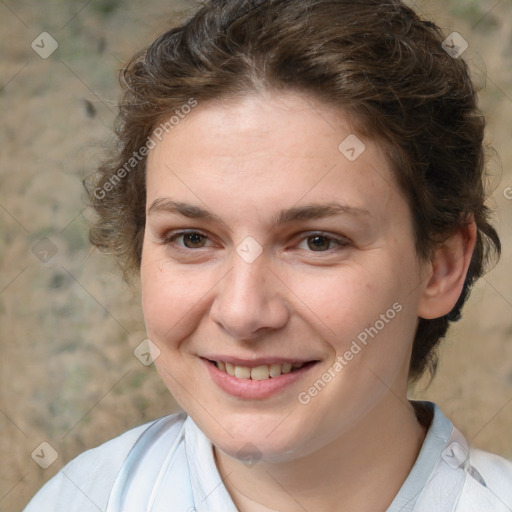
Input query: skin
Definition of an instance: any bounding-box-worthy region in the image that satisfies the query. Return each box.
[141,91,476,512]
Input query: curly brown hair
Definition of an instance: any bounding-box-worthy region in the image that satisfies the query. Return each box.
[87,0,501,382]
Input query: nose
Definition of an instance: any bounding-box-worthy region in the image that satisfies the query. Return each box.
[210,255,290,341]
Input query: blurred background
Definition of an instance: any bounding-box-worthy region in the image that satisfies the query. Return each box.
[0,0,511,510]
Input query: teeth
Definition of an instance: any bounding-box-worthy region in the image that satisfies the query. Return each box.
[269,363,282,378]
[234,366,251,379]
[282,362,292,374]
[215,361,305,380]
[251,365,270,380]
[225,362,235,376]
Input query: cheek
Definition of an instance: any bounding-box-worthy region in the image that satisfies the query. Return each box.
[140,250,204,344]
[140,255,209,403]
[290,255,418,359]
[288,264,387,340]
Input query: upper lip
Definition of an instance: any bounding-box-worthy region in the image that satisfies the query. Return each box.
[201,355,319,367]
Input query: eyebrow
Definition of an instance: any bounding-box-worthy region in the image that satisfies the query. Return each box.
[147,199,370,227]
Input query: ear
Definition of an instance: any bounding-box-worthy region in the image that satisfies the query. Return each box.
[417,217,477,320]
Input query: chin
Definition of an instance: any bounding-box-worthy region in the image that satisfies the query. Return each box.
[206,413,321,464]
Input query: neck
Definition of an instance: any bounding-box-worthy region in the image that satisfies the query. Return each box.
[214,396,427,512]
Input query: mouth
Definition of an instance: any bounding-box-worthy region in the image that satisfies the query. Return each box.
[202,357,320,399]
[209,359,311,380]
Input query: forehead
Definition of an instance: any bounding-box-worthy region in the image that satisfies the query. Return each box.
[151,92,365,162]
[145,91,406,228]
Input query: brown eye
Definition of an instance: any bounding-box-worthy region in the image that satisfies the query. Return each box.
[166,231,211,249]
[182,232,207,248]
[306,235,333,251]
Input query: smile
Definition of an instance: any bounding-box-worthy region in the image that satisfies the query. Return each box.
[212,360,306,380]
[202,357,319,399]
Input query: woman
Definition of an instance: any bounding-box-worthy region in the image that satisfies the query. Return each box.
[25,0,512,510]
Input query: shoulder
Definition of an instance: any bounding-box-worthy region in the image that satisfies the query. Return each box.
[456,446,512,511]
[23,411,187,512]
[470,446,512,481]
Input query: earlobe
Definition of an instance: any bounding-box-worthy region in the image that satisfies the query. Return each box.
[417,218,477,320]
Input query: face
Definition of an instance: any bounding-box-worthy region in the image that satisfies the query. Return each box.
[141,91,427,463]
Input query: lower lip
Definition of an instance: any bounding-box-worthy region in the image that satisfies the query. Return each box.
[202,359,318,400]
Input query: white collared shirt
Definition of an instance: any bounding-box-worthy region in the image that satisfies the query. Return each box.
[24,401,512,511]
